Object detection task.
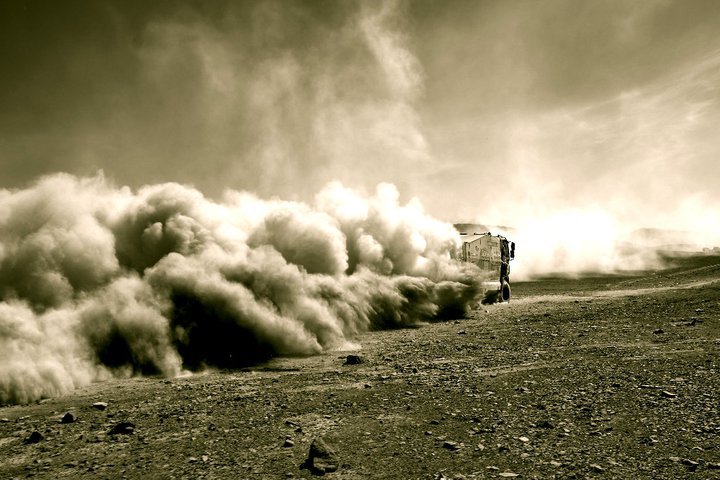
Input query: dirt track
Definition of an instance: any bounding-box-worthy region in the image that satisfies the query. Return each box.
[1,255,719,479]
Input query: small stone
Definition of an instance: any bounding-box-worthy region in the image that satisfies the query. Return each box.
[661,391,677,398]
[518,436,530,443]
[107,421,135,435]
[443,440,461,451]
[0,418,9,422]
[457,330,467,335]
[550,461,562,467]
[707,462,720,470]
[201,455,209,462]
[284,438,295,448]
[92,402,108,411]
[537,420,555,429]
[344,355,363,365]
[653,328,664,334]
[24,431,44,444]
[499,473,519,478]
[60,412,76,424]
[188,457,197,463]
[591,464,605,472]
[669,456,682,463]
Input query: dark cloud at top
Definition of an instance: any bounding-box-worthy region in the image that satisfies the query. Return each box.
[0,0,425,201]
[411,0,720,112]
[2,0,720,241]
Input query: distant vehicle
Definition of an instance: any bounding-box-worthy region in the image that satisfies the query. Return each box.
[456,232,515,303]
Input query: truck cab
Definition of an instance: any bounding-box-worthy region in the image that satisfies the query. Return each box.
[457,232,515,303]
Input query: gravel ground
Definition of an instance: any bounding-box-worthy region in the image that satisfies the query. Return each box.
[1,254,719,479]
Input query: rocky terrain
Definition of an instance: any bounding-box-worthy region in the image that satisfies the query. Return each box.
[1,254,719,479]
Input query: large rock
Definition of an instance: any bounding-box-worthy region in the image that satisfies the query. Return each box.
[302,437,339,475]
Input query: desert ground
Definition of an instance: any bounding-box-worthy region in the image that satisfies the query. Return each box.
[1,253,719,479]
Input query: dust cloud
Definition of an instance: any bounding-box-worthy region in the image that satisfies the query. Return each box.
[0,174,482,405]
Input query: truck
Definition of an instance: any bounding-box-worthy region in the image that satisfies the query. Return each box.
[457,232,515,303]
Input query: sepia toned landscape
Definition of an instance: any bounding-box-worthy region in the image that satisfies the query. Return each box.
[2,1,720,479]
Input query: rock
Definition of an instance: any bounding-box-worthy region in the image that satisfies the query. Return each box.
[92,402,108,411]
[518,436,530,443]
[707,462,720,470]
[60,412,77,424]
[301,437,339,475]
[537,420,555,429]
[1,418,9,422]
[344,355,363,365]
[590,464,605,472]
[108,422,135,435]
[443,440,461,451]
[638,436,655,445]
[284,437,295,448]
[499,473,519,478]
[653,328,664,334]
[24,431,44,444]
[661,391,677,398]
[682,459,699,471]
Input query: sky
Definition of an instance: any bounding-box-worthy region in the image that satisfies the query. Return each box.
[2,0,720,242]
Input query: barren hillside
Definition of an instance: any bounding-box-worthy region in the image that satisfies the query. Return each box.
[1,254,719,479]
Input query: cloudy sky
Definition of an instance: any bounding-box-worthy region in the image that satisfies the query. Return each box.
[2,0,719,235]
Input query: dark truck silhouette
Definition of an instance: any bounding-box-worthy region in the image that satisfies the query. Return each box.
[456,232,515,303]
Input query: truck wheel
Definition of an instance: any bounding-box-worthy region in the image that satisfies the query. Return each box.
[501,281,511,302]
